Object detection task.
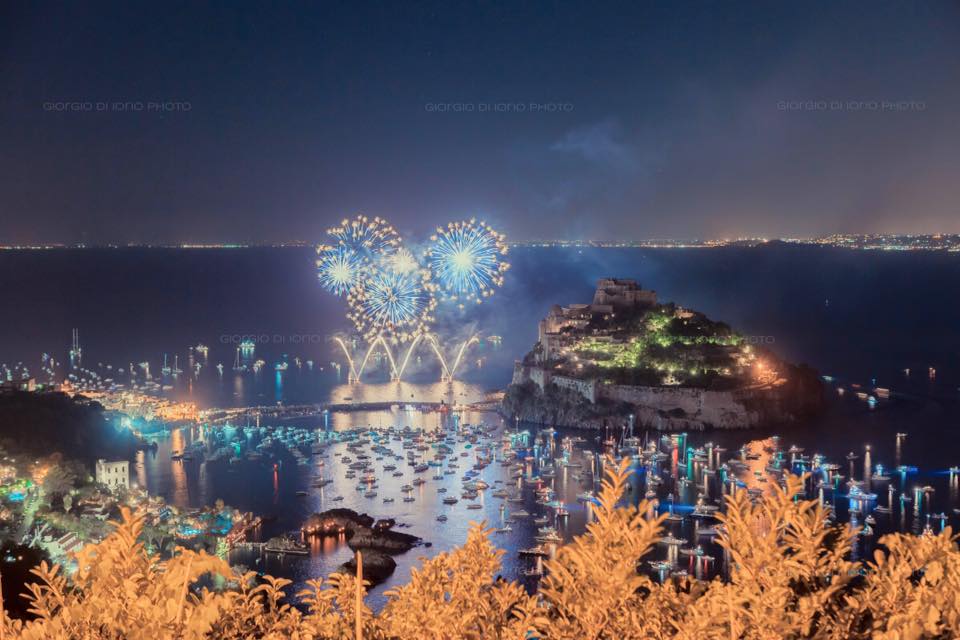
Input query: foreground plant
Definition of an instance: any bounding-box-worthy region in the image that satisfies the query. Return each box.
[1,458,958,639]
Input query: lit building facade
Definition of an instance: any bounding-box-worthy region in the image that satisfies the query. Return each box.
[95,459,129,491]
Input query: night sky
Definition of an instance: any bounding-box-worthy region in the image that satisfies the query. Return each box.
[2,1,959,244]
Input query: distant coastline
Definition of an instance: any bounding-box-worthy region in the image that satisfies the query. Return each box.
[4,232,960,252]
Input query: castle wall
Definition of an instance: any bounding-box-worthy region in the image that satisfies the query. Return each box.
[552,375,597,403]
[598,384,760,429]
[513,362,550,388]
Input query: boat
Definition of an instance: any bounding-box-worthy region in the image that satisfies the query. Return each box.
[264,537,309,556]
[467,503,483,510]
[295,490,308,497]
[442,496,459,504]
[436,515,448,522]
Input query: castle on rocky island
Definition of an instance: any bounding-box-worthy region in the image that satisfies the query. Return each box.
[507,278,822,431]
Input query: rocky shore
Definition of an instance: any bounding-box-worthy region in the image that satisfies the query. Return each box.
[302,509,421,583]
[338,551,397,585]
[503,361,823,431]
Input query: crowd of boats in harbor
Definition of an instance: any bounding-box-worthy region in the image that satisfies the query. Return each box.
[132,399,960,590]
[14,334,955,589]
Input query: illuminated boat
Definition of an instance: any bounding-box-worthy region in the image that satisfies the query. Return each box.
[264,537,308,556]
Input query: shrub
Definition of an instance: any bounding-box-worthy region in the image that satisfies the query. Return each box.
[1,460,957,638]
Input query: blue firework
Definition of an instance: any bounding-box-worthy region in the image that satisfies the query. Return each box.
[328,215,399,263]
[348,268,436,341]
[426,219,509,305]
[316,244,363,296]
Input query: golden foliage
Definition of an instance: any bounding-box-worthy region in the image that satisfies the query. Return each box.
[2,463,959,639]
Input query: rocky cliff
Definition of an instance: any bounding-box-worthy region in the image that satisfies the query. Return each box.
[505,357,822,431]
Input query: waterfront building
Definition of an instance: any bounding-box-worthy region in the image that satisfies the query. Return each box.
[95,459,129,491]
[0,377,36,394]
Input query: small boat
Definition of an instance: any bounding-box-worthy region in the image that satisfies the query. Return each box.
[295,491,308,497]
[436,515,448,522]
[264,537,309,556]
[518,545,549,557]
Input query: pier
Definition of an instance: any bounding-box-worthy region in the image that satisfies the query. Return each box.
[202,400,493,426]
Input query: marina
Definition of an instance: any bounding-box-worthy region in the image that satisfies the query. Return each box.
[118,373,960,607]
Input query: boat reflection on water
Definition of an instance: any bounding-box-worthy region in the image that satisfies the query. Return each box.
[132,381,960,609]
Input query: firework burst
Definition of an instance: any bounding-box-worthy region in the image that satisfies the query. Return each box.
[316,215,400,296]
[328,215,400,261]
[317,215,509,345]
[383,246,419,275]
[425,219,510,306]
[347,268,436,342]
[315,244,363,296]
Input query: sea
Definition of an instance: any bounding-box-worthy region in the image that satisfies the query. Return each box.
[2,244,960,605]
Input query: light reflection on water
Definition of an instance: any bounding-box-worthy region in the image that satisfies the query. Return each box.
[131,383,960,609]
[325,380,487,406]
